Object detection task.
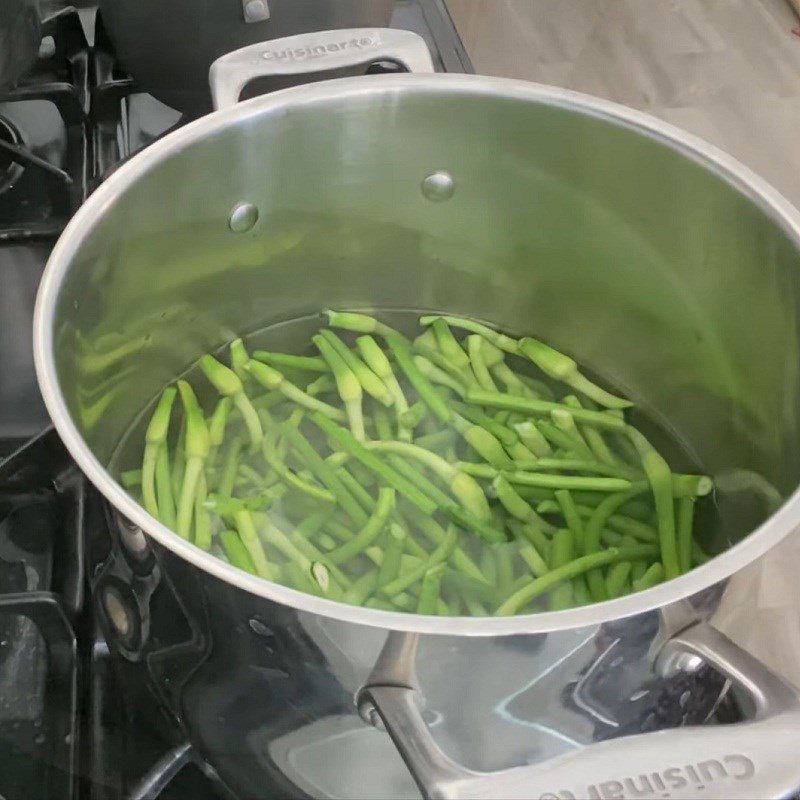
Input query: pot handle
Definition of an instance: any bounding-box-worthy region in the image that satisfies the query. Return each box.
[361,622,800,800]
[209,28,435,110]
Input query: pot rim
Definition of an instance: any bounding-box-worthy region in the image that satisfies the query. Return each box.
[33,72,800,635]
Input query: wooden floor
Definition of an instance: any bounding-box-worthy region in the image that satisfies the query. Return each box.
[445,0,800,686]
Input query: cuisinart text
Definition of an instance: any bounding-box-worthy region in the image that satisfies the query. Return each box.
[261,37,378,62]
[538,754,755,799]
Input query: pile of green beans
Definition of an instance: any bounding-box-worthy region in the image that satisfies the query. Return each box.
[122,311,713,617]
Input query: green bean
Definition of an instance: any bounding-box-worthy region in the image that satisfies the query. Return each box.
[512,421,552,457]
[356,335,411,439]
[496,548,620,616]
[247,358,347,425]
[254,518,313,572]
[491,361,536,397]
[206,488,283,520]
[376,523,407,588]
[462,594,488,616]
[287,518,351,588]
[632,562,665,592]
[325,310,398,337]
[316,532,338,551]
[414,429,457,452]
[310,416,438,515]
[631,557,649,584]
[320,329,393,407]
[518,542,549,578]
[554,490,585,552]
[261,441,336,504]
[672,474,713,498]
[284,562,321,596]
[531,420,593,458]
[400,503,487,583]
[563,395,618,466]
[551,407,590,449]
[121,468,142,488]
[517,337,631,410]
[451,413,512,469]
[311,334,365,439]
[176,381,210,539]
[627,427,679,580]
[141,387,177,521]
[507,520,552,564]
[450,401,516,448]
[381,525,458,597]
[154,447,176,528]
[253,350,330,373]
[572,578,592,606]
[495,543,515,596]
[219,529,257,573]
[237,463,275,491]
[194,473,212,550]
[282,424,368,525]
[385,333,452,423]
[364,440,490,520]
[549,529,575,610]
[344,570,380,605]
[430,318,470,369]
[336,467,375,513]
[234,509,274,580]
[512,458,638,481]
[230,338,251,384]
[417,564,445,615]
[327,488,395,564]
[400,400,428,431]
[583,490,643,602]
[207,396,232,466]
[310,562,344,600]
[504,470,631,493]
[415,354,467,397]
[479,544,497,587]
[218,435,243,497]
[419,314,519,353]
[466,335,499,392]
[200,355,263,449]
[413,331,474,387]
[477,338,506,368]
[614,543,659,561]
[605,560,633,599]
[465,389,626,430]
[306,374,336,397]
[493,476,556,532]
[535,499,658,544]
[677,496,696,574]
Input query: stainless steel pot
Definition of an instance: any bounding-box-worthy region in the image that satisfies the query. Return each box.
[34,29,800,800]
[97,0,395,113]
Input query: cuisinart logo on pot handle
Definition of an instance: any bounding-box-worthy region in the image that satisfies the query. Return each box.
[537,753,756,799]
[209,28,436,111]
[261,36,378,62]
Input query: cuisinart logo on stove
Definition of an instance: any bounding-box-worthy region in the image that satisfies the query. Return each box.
[537,754,755,799]
[261,36,378,62]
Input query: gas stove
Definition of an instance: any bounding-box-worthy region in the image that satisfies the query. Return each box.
[0,4,472,799]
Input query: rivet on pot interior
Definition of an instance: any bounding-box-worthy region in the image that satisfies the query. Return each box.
[421,170,455,202]
[229,202,259,232]
[357,699,386,731]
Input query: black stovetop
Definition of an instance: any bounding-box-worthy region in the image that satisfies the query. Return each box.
[0,4,472,799]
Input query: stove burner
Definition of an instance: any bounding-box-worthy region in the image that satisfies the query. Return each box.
[0,116,25,196]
